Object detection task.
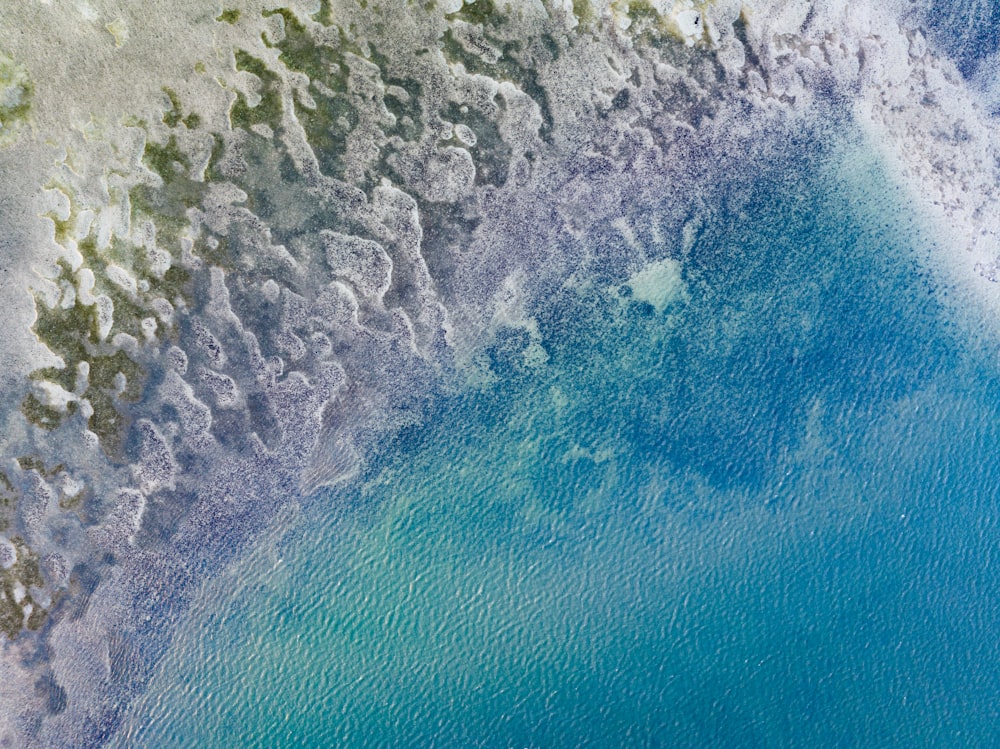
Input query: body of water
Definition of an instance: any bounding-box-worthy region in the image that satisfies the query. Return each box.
[113,129,1000,748]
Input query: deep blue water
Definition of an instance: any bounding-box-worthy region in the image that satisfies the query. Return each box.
[113,133,1000,747]
[923,0,1000,78]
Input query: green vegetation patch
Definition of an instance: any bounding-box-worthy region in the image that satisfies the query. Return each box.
[447,0,503,28]
[15,457,65,478]
[21,394,74,431]
[572,0,594,24]
[230,50,284,133]
[0,537,46,639]
[0,51,32,146]
[263,9,349,85]
[216,8,241,24]
[312,0,333,25]
[6,422,87,636]
[25,120,205,452]
[441,28,555,141]
[259,10,361,179]
[135,137,209,234]
[161,88,201,130]
[0,473,15,533]
[26,255,149,449]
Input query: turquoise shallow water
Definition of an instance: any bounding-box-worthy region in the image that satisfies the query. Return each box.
[115,134,1000,747]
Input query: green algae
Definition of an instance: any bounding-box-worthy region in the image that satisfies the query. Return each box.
[258,10,361,179]
[30,364,77,395]
[20,2,564,464]
[572,0,595,25]
[441,28,555,141]
[131,177,202,235]
[260,8,436,186]
[159,265,193,305]
[90,350,146,402]
[447,0,502,27]
[0,473,16,533]
[626,0,661,26]
[21,394,71,431]
[23,120,205,452]
[23,317,141,454]
[25,604,46,632]
[131,92,212,282]
[0,537,46,640]
[0,51,32,147]
[160,88,201,130]
[160,89,185,128]
[230,50,285,133]
[216,9,241,24]
[0,476,49,639]
[86,389,129,454]
[263,9,347,85]
[295,90,357,180]
[312,0,334,25]
[143,136,192,182]
[15,457,65,478]
[31,275,97,358]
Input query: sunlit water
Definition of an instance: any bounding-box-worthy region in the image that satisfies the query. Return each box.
[113,130,1000,748]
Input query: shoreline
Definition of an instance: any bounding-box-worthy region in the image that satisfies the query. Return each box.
[1,1,998,745]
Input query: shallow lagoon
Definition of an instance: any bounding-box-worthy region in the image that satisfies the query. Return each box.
[114,128,1000,747]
